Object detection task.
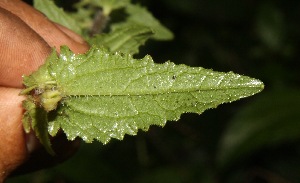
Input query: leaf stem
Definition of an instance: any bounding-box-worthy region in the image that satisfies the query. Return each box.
[89,9,109,36]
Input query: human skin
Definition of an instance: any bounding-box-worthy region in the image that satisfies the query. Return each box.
[0,0,89,181]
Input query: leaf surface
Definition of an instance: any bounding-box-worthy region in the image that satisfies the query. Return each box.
[22,99,55,155]
[22,46,264,150]
[112,4,174,40]
[34,0,82,34]
[88,24,154,54]
[94,0,130,15]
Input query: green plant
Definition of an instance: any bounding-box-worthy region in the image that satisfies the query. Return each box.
[20,0,264,154]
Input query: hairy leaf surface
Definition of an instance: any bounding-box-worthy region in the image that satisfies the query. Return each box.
[21,46,264,152]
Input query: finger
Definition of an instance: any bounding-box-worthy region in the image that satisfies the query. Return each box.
[0,1,89,180]
[0,0,89,54]
[0,7,51,88]
[0,1,90,88]
[54,23,87,48]
[0,89,80,180]
[0,87,27,181]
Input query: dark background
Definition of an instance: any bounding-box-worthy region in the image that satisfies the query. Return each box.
[8,0,300,182]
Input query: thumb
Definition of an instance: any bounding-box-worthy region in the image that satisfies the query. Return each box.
[0,7,51,88]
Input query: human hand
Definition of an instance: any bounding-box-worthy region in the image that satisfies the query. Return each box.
[0,0,89,181]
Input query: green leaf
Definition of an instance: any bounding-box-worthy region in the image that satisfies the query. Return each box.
[217,89,300,169]
[75,0,130,16]
[72,0,131,35]
[22,99,55,155]
[68,8,94,37]
[96,0,130,16]
[34,0,82,34]
[21,46,263,152]
[112,4,174,40]
[88,24,154,54]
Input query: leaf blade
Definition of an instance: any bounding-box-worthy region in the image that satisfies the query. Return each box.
[88,24,154,54]
[34,0,82,34]
[47,46,263,143]
[22,46,264,147]
[112,4,174,41]
[50,46,263,97]
[23,99,55,155]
